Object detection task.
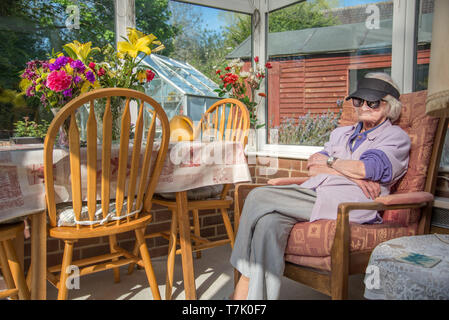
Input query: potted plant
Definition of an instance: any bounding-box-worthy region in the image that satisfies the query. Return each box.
[214,57,272,151]
[214,56,272,130]
[11,117,49,144]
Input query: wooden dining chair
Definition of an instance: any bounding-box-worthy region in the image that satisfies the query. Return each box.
[43,88,170,300]
[0,222,30,300]
[142,98,250,299]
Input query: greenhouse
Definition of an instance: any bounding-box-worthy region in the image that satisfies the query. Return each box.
[140,54,222,122]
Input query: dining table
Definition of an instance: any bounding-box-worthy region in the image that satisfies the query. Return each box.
[0,139,252,300]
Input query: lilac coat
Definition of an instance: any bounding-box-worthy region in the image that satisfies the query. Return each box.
[299,119,411,224]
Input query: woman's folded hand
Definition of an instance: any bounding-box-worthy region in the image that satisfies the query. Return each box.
[349,178,380,200]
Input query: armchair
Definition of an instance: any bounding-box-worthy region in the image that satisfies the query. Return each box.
[234,90,444,299]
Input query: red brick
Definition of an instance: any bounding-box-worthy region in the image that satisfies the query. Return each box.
[75,237,100,248]
[290,171,309,177]
[149,246,169,258]
[256,177,269,184]
[146,221,171,234]
[202,214,222,226]
[200,226,216,238]
[291,159,303,171]
[264,169,289,178]
[80,245,110,259]
[153,210,172,222]
[278,158,292,170]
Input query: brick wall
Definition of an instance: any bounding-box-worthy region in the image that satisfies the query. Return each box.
[21,155,307,270]
[22,198,237,271]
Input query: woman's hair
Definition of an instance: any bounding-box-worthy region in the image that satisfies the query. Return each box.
[364,72,402,122]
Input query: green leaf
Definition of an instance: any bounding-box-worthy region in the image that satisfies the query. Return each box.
[62,45,77,60]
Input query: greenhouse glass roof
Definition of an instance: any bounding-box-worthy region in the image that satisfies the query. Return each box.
[140,54,220,98]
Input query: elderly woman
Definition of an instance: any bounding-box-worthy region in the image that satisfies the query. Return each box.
[230,72,410,300]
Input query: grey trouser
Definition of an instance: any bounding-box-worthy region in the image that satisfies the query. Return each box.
[230,185,317,300]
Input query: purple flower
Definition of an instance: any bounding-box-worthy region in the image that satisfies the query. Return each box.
[26,86,35,97]
[85,70,95,83]
[62,88,72,98]
[73,75,82,84]
[49,56,69,71]
[70,60,86,73]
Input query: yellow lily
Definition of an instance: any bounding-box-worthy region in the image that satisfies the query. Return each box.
[117,28,165,58]
[63,40,100,63]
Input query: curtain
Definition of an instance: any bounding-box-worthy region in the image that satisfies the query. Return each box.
[425,0,449,117]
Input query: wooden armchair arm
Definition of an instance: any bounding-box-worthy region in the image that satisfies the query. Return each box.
[330,191,434,296]
[267,177,308,186]
[234,183,266,231]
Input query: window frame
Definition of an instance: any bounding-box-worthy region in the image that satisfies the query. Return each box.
[256,0,419,159]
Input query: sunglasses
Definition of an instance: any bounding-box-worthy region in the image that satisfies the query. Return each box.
[351,98,384,109]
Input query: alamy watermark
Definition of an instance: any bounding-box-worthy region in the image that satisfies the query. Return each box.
[364,265,381,290]
[365,4,380,30]
[65,4,80,30]
[65,265,80,290]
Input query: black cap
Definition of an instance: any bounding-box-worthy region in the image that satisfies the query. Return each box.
[346,77,400,101]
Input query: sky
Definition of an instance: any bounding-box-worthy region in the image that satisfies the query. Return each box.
[196,0,387,32]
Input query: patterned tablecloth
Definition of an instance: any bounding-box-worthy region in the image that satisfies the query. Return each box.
[0,141,251,223]
[364,234,449,300]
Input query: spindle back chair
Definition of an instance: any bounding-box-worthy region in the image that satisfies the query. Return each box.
[146,98,250,299]
[44,88,170,300]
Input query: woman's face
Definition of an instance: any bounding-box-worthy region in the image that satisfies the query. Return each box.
[354,99,388,128]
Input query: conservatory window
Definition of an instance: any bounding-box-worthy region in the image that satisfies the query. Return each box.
[250,0,428,159]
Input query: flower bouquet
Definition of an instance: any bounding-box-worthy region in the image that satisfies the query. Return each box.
[19,44,102,146]
[215,57,272,129]
[19,27,163,142]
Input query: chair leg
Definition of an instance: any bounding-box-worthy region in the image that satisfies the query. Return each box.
[58,240,75,300]
[3,239,30,300]
[127,241,140,275]
[165,209,178,300]
[192,209,201,259]
[135,228,161,300]
[108,235,120,283]
[0,241,19,300]
[220,208,234,248]
[330,270,348,300]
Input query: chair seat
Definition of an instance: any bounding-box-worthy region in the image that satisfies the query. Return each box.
[157,184,224,201]
[284,219,419,271]
[49,212,153,240]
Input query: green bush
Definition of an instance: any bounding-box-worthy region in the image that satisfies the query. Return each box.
[276,109,342,146]
[13,117,50,138]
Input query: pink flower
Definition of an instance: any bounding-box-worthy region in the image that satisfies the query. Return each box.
[46,70,72,92]
[254,56,259,63]
[89,62,96,69]
[98,67,106,76]
[265,62,272,69]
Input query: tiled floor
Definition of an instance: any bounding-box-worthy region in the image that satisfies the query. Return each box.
[42,245,367,300]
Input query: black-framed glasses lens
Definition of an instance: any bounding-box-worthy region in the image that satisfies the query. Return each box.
[351,98,381,109]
